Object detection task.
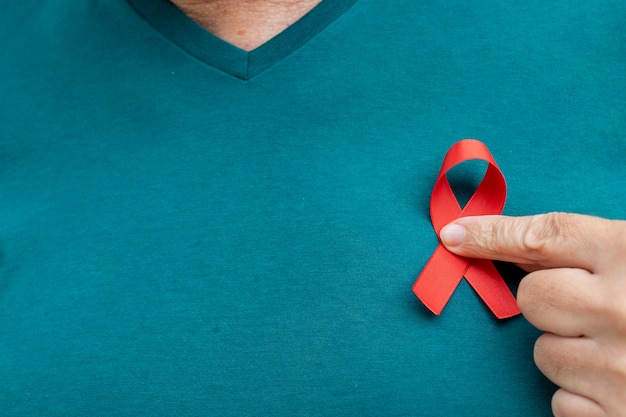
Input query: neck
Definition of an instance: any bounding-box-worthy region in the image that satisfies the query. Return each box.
[170,0,323,51]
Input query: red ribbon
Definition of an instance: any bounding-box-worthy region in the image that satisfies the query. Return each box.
[412,139,521,319]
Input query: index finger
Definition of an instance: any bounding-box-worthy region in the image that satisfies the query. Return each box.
[439,212,620,273]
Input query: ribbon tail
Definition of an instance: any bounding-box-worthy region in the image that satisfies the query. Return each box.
[413,245,469,315]
[464,259,521,319]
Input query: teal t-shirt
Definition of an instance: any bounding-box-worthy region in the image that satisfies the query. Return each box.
[1,0,625,415]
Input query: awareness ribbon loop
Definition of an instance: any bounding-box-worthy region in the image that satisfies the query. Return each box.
[412,139,521,319]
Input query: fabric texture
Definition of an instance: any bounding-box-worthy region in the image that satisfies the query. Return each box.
[1,0,624,415]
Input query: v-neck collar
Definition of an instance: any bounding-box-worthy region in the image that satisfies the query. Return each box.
[126,0,358,80]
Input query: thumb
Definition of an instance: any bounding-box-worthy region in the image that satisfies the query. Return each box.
[439,213,616,273]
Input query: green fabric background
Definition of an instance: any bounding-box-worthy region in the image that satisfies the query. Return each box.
[1,0,624,415]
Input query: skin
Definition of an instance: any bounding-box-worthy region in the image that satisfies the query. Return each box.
[440,213,626,417]
[170,0,322,50]
[169,3,625,415]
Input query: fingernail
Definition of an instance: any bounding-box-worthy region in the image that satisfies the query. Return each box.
[440,224,466,247]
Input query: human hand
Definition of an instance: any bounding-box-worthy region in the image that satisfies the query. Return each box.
[439,213,626,417]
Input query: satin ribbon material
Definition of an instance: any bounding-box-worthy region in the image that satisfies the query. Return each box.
[412,139,521,319]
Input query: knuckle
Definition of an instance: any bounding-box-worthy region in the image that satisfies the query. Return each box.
[533,334,554,372]
[550,390,598,417]
[533,334,573,382]
[521,212,564,262]
[550,390,570,417]
[516,277,531,312]
[517,272,562,323]
[516,274,541,314]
